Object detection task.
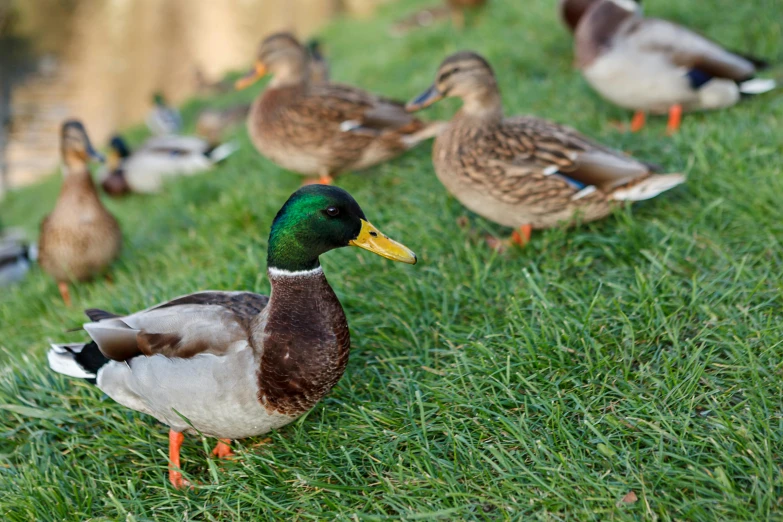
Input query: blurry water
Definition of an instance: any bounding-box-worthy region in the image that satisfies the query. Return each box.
[0,0,385,196]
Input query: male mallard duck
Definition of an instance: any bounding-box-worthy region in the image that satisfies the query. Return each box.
[47,185,417,488]
[406,52,684,246]
[560,0,776,133]
[39,121,122,305]
[236,32,445,185]
[101,135,238,196]
[305,39,330,84]
[146,92,183,136]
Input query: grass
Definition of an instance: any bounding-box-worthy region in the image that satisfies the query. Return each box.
[1,0,782,519]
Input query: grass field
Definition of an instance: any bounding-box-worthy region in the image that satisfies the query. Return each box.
[1,0,782,519]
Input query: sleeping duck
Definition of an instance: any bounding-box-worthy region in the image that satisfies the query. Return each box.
[47,185,417,488]
[39,121,122,306]
[406,51,684,247]
[560,0,776,133]
[236,32,446,185]
[101,135,238,196]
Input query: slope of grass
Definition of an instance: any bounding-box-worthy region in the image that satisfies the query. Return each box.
[1,0,782,519]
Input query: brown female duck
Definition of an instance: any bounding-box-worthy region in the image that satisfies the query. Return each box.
[406,51,684,246]
[47,185,416,488]
[236,32,445,185]
[560,0,776,133]
[39,120,122,305]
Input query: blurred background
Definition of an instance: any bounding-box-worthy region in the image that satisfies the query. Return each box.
[0,0,390,198]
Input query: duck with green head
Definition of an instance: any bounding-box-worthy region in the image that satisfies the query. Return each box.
[47,185,416,488]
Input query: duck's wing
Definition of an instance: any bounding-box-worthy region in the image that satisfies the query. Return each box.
[497,116,653,194]
[83,291,269,361]
[307,83,424,132]
[630,18,758,81]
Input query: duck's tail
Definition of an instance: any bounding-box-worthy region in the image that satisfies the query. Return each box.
[205,141,240,164]
[739,78,777,96]
[610,173,685,202]
[47,341,108,385]
[400,120,449,148]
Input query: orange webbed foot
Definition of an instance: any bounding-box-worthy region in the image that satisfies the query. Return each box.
[630,111,646,133]
[510,224,532,247]
[211,439,234,459]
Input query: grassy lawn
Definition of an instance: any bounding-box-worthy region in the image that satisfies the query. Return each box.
[1,0,782,519]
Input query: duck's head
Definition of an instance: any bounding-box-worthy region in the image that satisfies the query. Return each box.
[61,120,104,171]
[267,185,417,273]
[406,51,500,116]
[109,135,131,160]
[236,32,307,90]
[306,39,324,60]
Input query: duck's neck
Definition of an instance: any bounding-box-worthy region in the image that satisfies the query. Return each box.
[257,265,350,415]
[458,87,504,122]
[269,56,310,88]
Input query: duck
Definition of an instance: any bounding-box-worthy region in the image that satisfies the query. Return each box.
[406,51,685,247]
[146,92,183,136]
[47,184,417,489]
[305,39,330,84]
[391,0,488,35]
[39,120,122,306]
[560,0,776,133]
[195,104,251,145]
[0,228,37,287]
[100,135,238,196]
[236,32,445,185]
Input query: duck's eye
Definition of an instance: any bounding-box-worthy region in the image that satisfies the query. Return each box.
[325,206,340,217]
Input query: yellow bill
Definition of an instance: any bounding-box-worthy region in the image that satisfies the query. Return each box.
[349,220,417,264]
[235,61,267,90]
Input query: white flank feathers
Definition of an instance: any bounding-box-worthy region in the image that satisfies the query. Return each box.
[207,141,240,163]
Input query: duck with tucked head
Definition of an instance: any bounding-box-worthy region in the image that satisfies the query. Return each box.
[47,185,417,489]
[406,52,684,247]
[100,134,237,196]
[560,0,776,133]
[39,120,122,306]
[236,32,445,185]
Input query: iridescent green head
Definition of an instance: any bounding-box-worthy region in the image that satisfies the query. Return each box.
[267,186,417,272]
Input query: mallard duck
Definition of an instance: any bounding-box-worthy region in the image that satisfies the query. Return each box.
[101,135,238,196]
[39,121,122,305]
[391,0,488,35]
[47,185,417,488]
[146,92,183,136]
[406,51,685,246]
[0,229,36,287]
[305,39,330,84]
[560,0,776,133]
[195,104,251,145]
[236,32,445,185]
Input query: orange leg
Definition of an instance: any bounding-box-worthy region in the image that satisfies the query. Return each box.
[211,438,234,459]
[57,281,72,307]
[168,429,190,489]
[511,224,533,247]
[666,104,683,134]
[630,111,646,132]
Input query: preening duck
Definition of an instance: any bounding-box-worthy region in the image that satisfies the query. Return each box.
[406,51,684,247]
[47,185,417,489]
[560,0,776,133]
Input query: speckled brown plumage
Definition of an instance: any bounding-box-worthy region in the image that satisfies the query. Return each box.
[39,123,121,284]
[408,52,685,231]
[245,33,444,179]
